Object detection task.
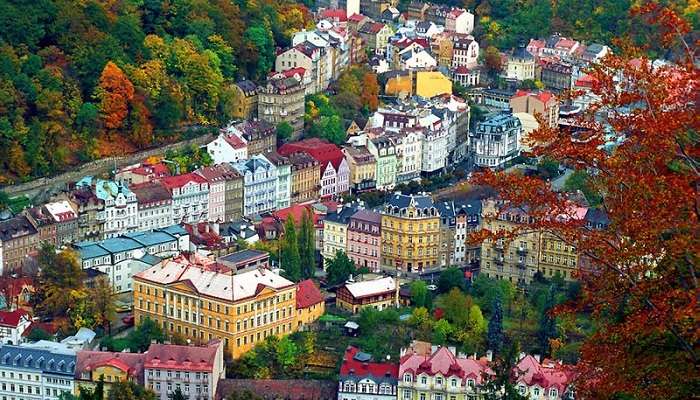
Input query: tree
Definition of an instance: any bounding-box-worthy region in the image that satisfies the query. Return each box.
[437,267,465,293]
[360,72,379,111]
[537,286,558,355]
[439,288,470,327]
[90,276,116,334]
[481,341,528,400]
[35,245,87,320]
[483,46,502,76]
[280,216,301,281]
[487,296,505,355]
[298,209,316,279]
[169,387,186,400]
[410,280,431,308]
[107,380,157,400]
[325,250,356,286]
[472,6,698,398]
[127,317,165,352]
[276,122,293,142]
[96,62,134,131]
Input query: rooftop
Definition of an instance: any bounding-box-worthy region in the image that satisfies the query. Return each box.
[340,346,398,381]
[144,341,221,372]
[296,279,324,309]
[344,276,396,299]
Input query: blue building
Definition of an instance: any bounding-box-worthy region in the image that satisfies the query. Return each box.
[0,343,76,400]
[231,155,278,217]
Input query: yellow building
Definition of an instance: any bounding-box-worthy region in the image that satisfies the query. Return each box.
[295,279,325,330]
[381,193,441,273]
[74,351,145,398]
[336,276,398,314]
[385,71,414,98]
[288,152,321,204]
[231,80,258,120]
[415,71,452,99]
[132,253,319,359]
[343,145,377,192]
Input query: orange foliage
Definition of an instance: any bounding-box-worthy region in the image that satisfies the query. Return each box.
[360,72,380,111]
[97,61,134,131]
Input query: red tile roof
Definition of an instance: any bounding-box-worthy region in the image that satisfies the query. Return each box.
[340,346,398,379]
[160,173,208,190]
[278,138,344,171]
[76,351,145,380]
[0,276,34,299]
[296,279,324,309]
[0,309,29,328]
[273,204,319,227]
[223,134,247,150]
[348,13,366,22]
[144,341,221,372]
[320,8,347,21]
[513,90,555,104]
[399,345,492,384]
[515,355,576,392]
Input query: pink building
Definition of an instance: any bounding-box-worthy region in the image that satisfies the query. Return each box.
[346,209,381,272]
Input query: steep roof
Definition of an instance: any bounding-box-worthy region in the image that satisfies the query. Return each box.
[75,351,145,380]
[160,173,208,190]
[130,181,172,205]
[278,138,344,171]
[399,345,491,384]
[296,279,324,309]
[0,309,29,328]
[0,215,38,242]
[340,346,398,381]
[515,355,576,392]
[144,341,220,372]
[216,379,337,400]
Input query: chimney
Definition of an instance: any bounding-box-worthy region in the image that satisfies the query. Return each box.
[486,350,493,362]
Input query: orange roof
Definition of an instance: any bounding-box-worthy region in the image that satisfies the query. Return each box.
[296,279,324,309]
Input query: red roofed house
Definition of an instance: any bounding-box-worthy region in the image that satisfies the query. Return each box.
[339,345,398,400]
[0,309,30,345]
[514,354,576,399]
[398,341,492,400]
[278,138,349,199]
[144,340,225,400]
[206,129,248,165]
[159,173,210,224]
[116,161,172,185]
[74,350,146,395]
[275,41,329,94]
[320,8,348,24]
[295,279,325,329]
[509,90,559,128]
[0,276,34,311]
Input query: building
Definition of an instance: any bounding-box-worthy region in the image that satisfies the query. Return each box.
[231,80,258,120]
[206,131,248,165]
[420,124,449,175]
[76,178,139,239]
[279,138,349,199]
[445,8,474,34]
[400,48,437,70]
[73,225,189,293]
[0,343,76,400]
[131,182,174,232]
[415,71,452,99]
[435,200,457,268]
[451,34,479,68]
[385,70,414,98]
[264,152,292,210]
[216,379,337,400]
[0,309,30,345]
[322,203,360,266]
[144,341,225,400]
[455,200,481,266]
[387,129,423,184]
[358,23,393,55]
[222,120,276,158]
[275,41,330,95]
[347,209,382,272]
[343,146,377,193]
[506,43,536,81]
[367,137,398,190]
[61,185,104,241]
[288,152,321,205]
[381,193,440,273]
[295,279,325,330]
[232,155,279,217]
[0,215,39,275]
[471,113,522,169]
[258,74,306,139]
[398,342,491,400]
[115,162,171,186]
[195,164,243,223]
[510,90,559,128]
[38,201,79,246]
[217,249,270,273]
[452,65,480,87]
[540,61,573,92]
[338,346,398,400]
[133,253,316,359]
[74,350,145,396]
[159,173,210,224]
[514,354,576,399]
[407,1,430,20]
[336,276,398,313]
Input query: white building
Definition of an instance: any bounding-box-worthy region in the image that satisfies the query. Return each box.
[232,155,279,216]
[206,132,248,165]
[471,112,523,169]
[320,158,350,198]
[452,34,479,68]
[338,346,398,400]
[419,114,449,174]
[131,181,174,232]
[388,129,423,183]
[160,173,210,224]
[400,48,437,70]
[0,342,76,400]
[77,178,139,239]
[0,310,31,345]
[446,8,475,34]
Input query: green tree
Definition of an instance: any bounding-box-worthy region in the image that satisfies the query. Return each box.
[298,209,316,279]
[107,380,157,400]
[538,286,558,355]
[276,122,294,142]
[90,276,116,334]
[410,280,431,308]
[563,169,602,206]
[169,387,186,400]
[127,317,166,352]
[325,250,356,286]
[433,319,453,345]
[280,216,301,281]
[437,267,465,293]
[481,341,529,400]
[243,25,275,80]
[488,296,505,354]
[440,288,471,327]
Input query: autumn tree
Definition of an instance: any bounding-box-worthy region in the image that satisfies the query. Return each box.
[360,72,380,111]
[91,276,117,334]
[471,5,699,399]
[35,244,87,320]
[96,62,134,131]
[107,380,157,400]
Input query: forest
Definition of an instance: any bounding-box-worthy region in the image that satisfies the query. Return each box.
[0,0,314,184]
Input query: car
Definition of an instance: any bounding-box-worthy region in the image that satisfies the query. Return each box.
[121,315,135,326]
[114,301,133,313]
[427,284,437,291]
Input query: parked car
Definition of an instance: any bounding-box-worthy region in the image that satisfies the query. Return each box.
[115,301,132,313]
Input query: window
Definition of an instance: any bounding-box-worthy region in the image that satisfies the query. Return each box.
[419,394,426,400]
[549,388,559,398]
[467,379,475,389]
[518,385,527,395]
[420,376,427,385]
[436,377,443,385]
[451,379,457,387]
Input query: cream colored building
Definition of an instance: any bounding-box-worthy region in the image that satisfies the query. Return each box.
[506,44,536,81]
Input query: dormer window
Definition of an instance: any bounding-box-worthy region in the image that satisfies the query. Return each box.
[467,379,475,389]
[550,388,559,398]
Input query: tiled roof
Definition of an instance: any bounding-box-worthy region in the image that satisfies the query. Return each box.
[0,215,38,242]
[344,277,395,299]
[223,133,247,150]
[130,181,172,205]
[320,8,347,21]
[75,351,145,381]
[350,209,381,224]
[296,279,323,309]
[160,173,208,190]
[515,355,576,392]
[216,379,337,400]
[0,309,29,328]
[399,345,491,384]
[144,341,220,372]
[513,90,556,104]
[340,346,398,381]
[278,138,344,171]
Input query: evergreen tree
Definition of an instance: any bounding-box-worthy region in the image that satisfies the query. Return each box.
[170,387,186,400]
[298,209,316,279]
[488,296,505,355]
[325,250,356,286]
[538,286,558,355]
[481,341,528,400]
[280,216,301,281]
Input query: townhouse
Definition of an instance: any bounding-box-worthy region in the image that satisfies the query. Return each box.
[287,152,322,205]
[470,113,523,170]
[346,209,382,273]
[258,73,306,139]
[367,136,398,190]
[322,203,361,266]
[195,164,243,223]
[338,346,398,400]
[0,343,77,400]
[295,279,325,330]
[231,155,279,217]
[74,350,145,396]
[0,215,39,275]
[160,173,210,224]
[130,181,174,232]
[279,138,349,199]
[264,152,292,210]
[75,177,139,239]
[230,80,258,120]
[206,130,248,165]
[358,22,393,55]
[221,120,276,158]
[342,145,377,193]
[275,41,330,95]
[0,309,31,345]
[451,34,479,68]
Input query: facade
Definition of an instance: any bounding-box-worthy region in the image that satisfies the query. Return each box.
[232,155,279,217]
[258,74,306,139]
[336,276,398,314]
[540,62,573,92]
[452,66,480,87]
[398,343,491,400]
[506,44,536,81]
[0,343,77,400]
[295,279,325,330]
[343,146,377,193]
[338,346,398,400]
[231,80,258,120]
[471,113,522,169]
[195,167,229,223]
[132,253,315,359]
[381,193,440,273]
[222,120,276,158]
[509,90,559,128]
[446,9,474,34]
[451,35,479,68]
[73,225,189,293]
[115,162,170,186]
[279,138,349,199]
[421,126,449,174]
[288,152,321,205]
[0,309,30,345]
[264,152,292,210]
[220,165,244,223]
[275,42,329,95]
[322,204,360,266]
[78,178,138,239]
[347,210,382,272]
[40,201,79,246]
[144,341,225,400]
[358,23,393,55]
[160,173,210,224]
[206,131,248,165]
[131,182,174,232]
[0,215,39,275]
[367,137,397,190]
[62,186,104,241]
[74,350,145,396]
[514,355,576,399]
[388,129,423,184]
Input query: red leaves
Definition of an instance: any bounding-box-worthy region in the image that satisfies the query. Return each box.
[97,61,134,131]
